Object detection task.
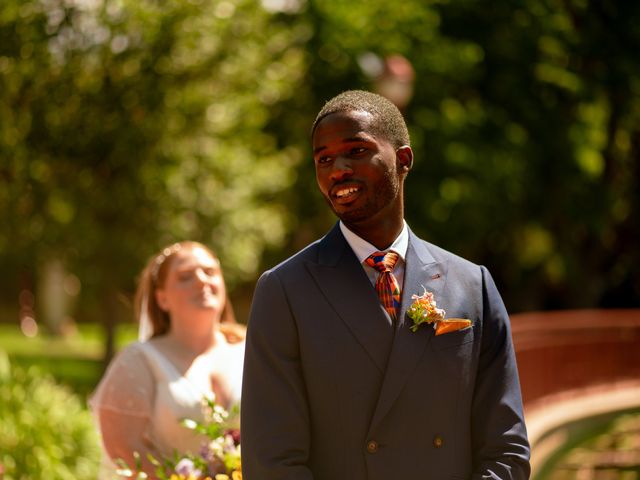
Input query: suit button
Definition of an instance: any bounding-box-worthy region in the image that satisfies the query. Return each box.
[366,440,379,453]
[433,435,443,448]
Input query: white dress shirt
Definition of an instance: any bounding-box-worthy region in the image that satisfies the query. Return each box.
[339,220,408,291]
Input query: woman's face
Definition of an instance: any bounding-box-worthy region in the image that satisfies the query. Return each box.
[155,246,226,322]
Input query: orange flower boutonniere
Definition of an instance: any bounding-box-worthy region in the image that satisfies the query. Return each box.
[407,287,472,335]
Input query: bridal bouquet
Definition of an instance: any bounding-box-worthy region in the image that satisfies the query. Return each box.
[118,397,241,480]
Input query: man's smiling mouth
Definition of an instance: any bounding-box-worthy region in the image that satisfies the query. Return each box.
[334,186,361,199]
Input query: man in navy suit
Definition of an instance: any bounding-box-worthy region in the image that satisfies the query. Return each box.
[241,90,530,479]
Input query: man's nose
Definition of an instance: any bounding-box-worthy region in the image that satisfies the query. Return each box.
[330,156,353,182]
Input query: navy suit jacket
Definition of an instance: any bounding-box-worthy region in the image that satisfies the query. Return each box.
[241,223,530,479]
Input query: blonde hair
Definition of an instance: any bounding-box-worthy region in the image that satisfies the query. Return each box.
[134,241,237,339]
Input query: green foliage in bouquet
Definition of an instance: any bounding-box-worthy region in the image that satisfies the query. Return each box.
[0,351,101,480]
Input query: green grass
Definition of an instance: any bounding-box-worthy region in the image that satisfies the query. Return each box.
[0,322,138,398]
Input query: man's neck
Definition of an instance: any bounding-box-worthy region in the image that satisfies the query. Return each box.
[343,217,404,251]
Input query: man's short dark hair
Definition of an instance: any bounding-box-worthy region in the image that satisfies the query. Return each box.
[312,90,410,148]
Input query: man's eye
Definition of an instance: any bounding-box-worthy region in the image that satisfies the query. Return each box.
[316,155,331,164]
[351,147,366,155]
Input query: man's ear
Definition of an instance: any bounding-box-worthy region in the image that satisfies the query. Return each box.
[155,289,169,311]
[396,145,413,173]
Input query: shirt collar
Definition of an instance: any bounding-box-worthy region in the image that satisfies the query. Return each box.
[339,220,409,264]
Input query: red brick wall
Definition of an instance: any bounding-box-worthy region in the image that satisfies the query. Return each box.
[510,310,640,405]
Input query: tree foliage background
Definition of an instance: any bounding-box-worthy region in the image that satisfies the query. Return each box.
[1,0,639,354]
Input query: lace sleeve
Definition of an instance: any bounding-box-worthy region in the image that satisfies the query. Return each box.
[90,343,155,417]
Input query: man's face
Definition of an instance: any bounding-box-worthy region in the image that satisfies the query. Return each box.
[312,110,403,228]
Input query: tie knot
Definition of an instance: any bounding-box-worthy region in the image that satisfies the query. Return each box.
[366,251,399,273]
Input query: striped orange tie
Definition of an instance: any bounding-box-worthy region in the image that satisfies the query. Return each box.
[365,251,401,322]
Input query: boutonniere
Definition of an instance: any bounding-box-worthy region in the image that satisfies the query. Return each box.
[407,287,472,335]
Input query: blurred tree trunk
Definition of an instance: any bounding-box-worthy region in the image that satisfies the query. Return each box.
[101,283,119,369]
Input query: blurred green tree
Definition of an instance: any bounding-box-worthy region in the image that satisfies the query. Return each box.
[274,0,640,312]
[0,0,306,361]
[1,0,639,364]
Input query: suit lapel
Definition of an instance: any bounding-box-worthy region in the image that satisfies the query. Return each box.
[368,229,448,433]
[306,224,395,373]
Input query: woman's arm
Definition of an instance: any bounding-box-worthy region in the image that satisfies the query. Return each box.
[98,408,161,477]
[92,344,160,478]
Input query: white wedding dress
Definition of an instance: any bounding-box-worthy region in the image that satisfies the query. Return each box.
[90,339,244,477]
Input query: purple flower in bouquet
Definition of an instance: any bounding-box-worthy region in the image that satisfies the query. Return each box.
[201,431,241,477]
[174,458,202,478]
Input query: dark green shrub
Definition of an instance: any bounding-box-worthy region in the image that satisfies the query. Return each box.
[0,351,100,479]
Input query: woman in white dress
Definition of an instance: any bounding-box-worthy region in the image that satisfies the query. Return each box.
[91,241,245,478]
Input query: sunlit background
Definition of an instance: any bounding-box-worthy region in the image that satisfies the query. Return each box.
[1,0,639,478]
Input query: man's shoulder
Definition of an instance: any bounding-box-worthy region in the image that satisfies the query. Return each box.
[264,223,345,276]
[279,241,321,267]
[410,233,489,297]
[264,236,324,276]
[410,231,480,270]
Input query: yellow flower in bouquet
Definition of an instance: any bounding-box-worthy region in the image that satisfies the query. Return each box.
[214,472,242,480]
